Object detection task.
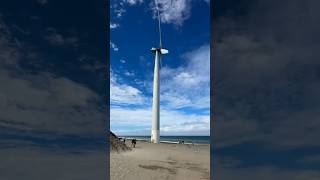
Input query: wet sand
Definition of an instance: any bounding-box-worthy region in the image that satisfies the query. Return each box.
[110,141,210,180]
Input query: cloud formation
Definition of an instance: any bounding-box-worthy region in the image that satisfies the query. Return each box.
[214,0,320,149]
[110,22,120,29]
[0,2,107,179]
[111,0,143,18]
[110,71,147,105]
[160,44,210,109]
[151,0,192,26]
[111,0,209,26]
[213,0,320,179]
[0,16,106,141]
[125,0,143,6]
[111,106,209,136]
[110,41,119,51]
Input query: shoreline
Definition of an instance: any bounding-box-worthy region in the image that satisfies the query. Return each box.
[119,136,210,145]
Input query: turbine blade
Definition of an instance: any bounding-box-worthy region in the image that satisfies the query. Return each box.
[155,0,162,48]
[160,48,169,54]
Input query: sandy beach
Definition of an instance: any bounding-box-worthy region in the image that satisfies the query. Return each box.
[110,141,210,180]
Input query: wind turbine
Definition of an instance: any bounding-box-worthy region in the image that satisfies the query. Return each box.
[151,0,169,143]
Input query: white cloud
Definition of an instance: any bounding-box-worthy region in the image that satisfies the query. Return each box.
[110,41,119,51]
[114,8,126,17]
[111,0,143,18]
[110,71,146,105]
[151,0,192,26]
[110,22,120,29]
[160,44,210,109]
[112,0,202,26]
[124,71,135,76]
[111,106,151,125]
[125,0,143,6]
[110,106,209,135]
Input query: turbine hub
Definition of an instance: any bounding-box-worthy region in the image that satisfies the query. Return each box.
[151,47,169,55]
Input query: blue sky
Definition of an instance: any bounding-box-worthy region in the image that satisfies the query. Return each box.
[110,0,210,136]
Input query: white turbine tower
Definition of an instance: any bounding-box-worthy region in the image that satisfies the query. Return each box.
[151,0,169,143]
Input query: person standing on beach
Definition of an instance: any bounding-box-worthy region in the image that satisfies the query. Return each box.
[133,139,136,148]
[131,139,136,148]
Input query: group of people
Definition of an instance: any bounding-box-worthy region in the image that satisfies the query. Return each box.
[122,138,137,148]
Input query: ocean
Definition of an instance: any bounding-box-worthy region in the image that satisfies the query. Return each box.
[120,136,210,144]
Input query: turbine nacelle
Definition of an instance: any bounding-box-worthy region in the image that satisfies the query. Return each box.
[151,47,169,55]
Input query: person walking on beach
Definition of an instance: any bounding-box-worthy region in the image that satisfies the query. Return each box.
[133,139,136,148]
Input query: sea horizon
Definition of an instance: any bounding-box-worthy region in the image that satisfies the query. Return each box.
[119,135,210,144]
